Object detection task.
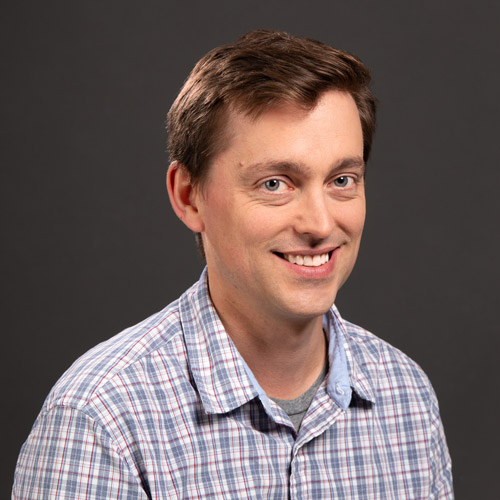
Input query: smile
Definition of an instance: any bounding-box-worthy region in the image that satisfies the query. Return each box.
[279,252,331,267]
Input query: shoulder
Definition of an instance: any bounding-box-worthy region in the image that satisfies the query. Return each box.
[342,319,437,405]
[341,319,453,494]
[43,296,187,414]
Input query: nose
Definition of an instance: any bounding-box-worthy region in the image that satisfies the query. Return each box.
[293,190,335,240]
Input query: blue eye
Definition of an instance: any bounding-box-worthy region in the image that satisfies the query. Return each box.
[333,176,352,187]
[264,179,282,191]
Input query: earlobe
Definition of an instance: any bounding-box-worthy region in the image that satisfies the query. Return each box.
[166,162,205,232]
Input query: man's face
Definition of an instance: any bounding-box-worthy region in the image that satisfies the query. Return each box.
[194,91,365,325]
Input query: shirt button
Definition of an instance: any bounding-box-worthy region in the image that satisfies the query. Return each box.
[336,383,345,395]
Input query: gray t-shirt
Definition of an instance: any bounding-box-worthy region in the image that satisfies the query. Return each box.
[270,362,328,430]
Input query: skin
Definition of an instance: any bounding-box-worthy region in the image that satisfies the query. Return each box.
[168,90,365,398]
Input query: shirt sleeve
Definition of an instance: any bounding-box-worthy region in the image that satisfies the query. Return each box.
[12,405,150,500]
[428,385,454,500]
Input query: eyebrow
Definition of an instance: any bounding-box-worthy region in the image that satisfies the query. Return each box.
[240,156,365,179]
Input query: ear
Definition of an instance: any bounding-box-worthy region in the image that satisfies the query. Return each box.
[166,161,205,233]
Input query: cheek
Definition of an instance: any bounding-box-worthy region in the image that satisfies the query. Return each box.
[354,206,366,236]
[202,201,255,261]
[337,199,366,237]
[200,188,237,234]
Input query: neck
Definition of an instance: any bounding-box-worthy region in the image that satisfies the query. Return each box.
[210,289,328,400]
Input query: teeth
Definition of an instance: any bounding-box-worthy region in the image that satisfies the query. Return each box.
[283,252,330,267]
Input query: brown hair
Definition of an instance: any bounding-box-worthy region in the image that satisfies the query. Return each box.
[167,29,376,186]
[167,30,377,257]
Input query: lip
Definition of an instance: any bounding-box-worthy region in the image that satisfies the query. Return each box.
[276,248,335,256]
[273,247,339,279]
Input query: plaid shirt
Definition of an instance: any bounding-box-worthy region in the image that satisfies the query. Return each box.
[13,269,453,499]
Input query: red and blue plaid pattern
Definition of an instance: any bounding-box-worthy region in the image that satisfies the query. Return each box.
[13,269,453,499]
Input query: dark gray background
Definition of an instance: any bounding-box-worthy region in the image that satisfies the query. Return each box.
[3,0,499,497]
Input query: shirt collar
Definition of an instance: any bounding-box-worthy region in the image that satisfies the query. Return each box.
[325,306,377,409]
[179,268,376,415]
[179,268,261,414]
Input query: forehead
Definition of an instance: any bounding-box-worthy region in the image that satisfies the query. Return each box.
[208,91,363,178]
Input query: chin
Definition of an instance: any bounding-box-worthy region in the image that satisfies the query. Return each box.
[282,295,338,320]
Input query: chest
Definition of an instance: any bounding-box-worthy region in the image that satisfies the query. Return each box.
[117,398,433,499]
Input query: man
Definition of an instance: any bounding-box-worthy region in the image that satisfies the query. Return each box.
[13,30,453,499]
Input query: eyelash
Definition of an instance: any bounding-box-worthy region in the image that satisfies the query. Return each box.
[333,176,354,188]
[261,175,356,193]
[263,179,286,192]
